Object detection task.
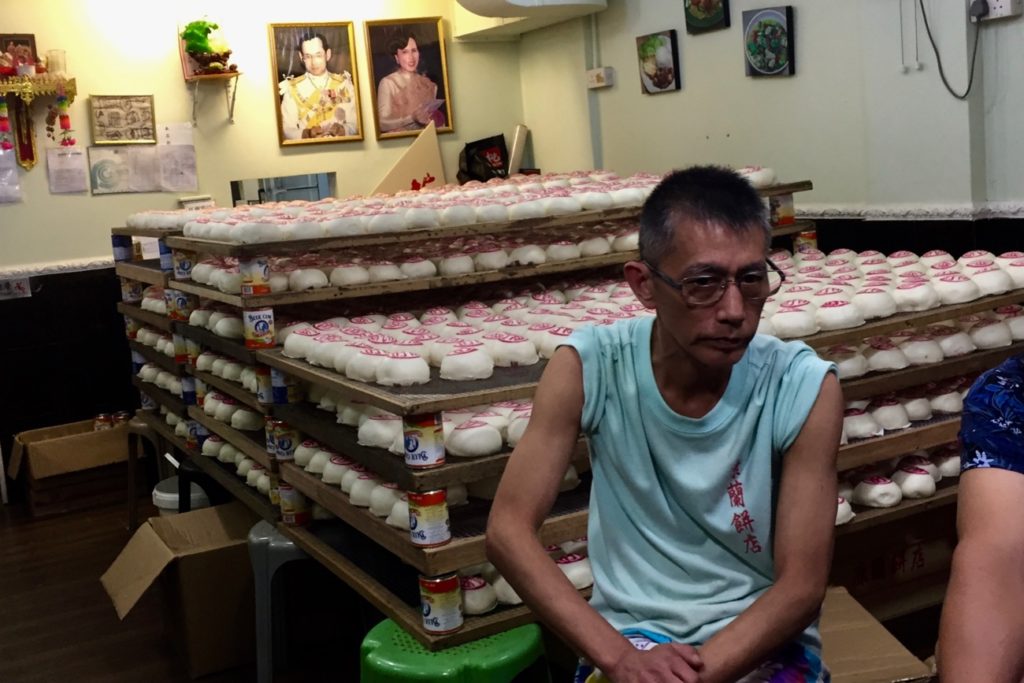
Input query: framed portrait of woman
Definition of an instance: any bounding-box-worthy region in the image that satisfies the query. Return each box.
[268,21,363,146]
[364,17,453,140]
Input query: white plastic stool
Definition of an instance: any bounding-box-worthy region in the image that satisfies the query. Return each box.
[248,520,310,683]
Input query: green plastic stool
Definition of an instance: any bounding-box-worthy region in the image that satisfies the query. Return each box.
[360,619,550,683]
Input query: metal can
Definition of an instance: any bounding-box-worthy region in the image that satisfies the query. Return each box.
[172,333,187,364]
[120,277,143,303]
[243,308,276,349]
[94,413,113,431]
[255,366,273,404]
[111,234,133,262]
[404,413,446,469]
[274,421,299,462]
[130,349,146,374]
[240,257,271,296]
[195,378,207,407]
[168,289,197,322]
[279,483,311,526]
[124,315,140,339]
[158,239,174,273]
[181,376,197,405]
[794,229,818,253]
[140,391,157,410]
[265,417,280,455]
[113,411,132,425]
[408,489,451,548]
[271,368,302,404]
[185,337,202,367]
[172,249,196,281]
[268,473,281,506]
[419,573,463,634]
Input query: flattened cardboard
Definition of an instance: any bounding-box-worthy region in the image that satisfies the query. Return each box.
[101,503,258,678]
[8,420,128,479]
[821,587,932,683]
[372,121,446,195]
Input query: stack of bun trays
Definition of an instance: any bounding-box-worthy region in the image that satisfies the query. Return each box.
[111,181,1024,649]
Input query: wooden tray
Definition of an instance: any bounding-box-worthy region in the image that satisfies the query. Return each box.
[132,376,186,417]
[836,480,959,537]
[837,417,961,473]
[118,302,173,333]
[128,339,186,376]
[175,322,258,364]
[115,259,169,287]
[187,405,276,472]
[189,367,266,413]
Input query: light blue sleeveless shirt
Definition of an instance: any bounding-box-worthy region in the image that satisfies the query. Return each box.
[564,316,835,653]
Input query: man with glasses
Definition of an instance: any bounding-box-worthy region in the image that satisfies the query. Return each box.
[487,166,843,683]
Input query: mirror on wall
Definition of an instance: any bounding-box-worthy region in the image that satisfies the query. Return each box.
[230,172,336,205]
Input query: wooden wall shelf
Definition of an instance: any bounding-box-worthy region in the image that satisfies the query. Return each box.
[128,339,186,376]
[273,402,589,492]
[187,405,275,472]
[189,367,266,413]
[115,259,169,287]
[837,417,961,473]
[280,463,589,576]
[259,349,544,415]
[118,302,173,332]
[836,481,959,537]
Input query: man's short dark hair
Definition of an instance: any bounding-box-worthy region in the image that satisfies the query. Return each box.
[638,165,769,265]
[297,32,329,54]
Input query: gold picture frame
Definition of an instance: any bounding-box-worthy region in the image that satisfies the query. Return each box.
[364,17,453,140]
[269,21,363,146]
[88,95,157,145]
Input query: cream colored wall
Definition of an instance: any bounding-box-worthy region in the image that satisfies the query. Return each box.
[0,0,525,270]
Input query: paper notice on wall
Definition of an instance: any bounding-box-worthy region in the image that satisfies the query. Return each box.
[158,145,198,192]
[0,277,31,299]
[159,123,194,146]
[46,148,89,194]
[88,147,160,194]
[0,148,22,203]
[128,147,160,192]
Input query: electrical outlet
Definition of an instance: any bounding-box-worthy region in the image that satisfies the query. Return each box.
[975,0,1023,21]
[586,66,614,89]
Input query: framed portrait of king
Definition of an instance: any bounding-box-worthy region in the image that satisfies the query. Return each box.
[269,21,363,145]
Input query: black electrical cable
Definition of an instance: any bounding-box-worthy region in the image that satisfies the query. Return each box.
[918,0,983,100]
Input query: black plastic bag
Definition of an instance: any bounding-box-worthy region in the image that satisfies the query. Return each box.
[457,134,509,184]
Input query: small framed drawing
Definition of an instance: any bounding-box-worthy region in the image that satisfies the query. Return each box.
[742,6,795,77]
[269,22,362,145]
[365,17,453,140]
[636,30,681,95]
[89,95,157,145]
[685,0,730,34]
[1,34,37,66]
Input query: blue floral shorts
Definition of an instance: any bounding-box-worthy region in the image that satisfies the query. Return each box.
[960,355,1024,475]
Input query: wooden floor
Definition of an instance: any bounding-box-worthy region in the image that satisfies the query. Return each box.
[0,500,252,683]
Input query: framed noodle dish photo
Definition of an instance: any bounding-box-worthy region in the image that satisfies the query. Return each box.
[89,95,157,145]
[365,17,453,140]
[269,21,362,146]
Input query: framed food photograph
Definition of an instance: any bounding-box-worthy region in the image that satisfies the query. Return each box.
[89,95,157,145]
[636,30,681,95]
[269,21,362,146]
[1,34,37,67]
[685,0,730,34]
[365,17,453,140]
[742,6,795,77]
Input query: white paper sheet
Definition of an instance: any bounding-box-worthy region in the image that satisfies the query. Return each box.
[158,145,198,192]
[46,148,89,194]
[0,148,22,203]
[0,277,31,299]
[159,123,195,146]
[88,147,160,194]
[127,146,160,192]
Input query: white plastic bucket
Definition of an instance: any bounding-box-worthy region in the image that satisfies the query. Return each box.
[152,476,211,516]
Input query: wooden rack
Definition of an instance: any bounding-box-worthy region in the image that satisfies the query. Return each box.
[128,340,186,376]
[837,417,961,473]
[176,323,258,364]
[118,302,173,333]
[187,406,276,472]
[132,376,186,416]
[188,367,266,413]
[115,259,168,287]
[836,481,959,537]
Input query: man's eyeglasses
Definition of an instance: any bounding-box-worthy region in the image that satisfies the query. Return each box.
[643,258,786,306]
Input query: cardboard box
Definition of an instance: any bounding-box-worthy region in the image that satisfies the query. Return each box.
[7,420,144,517]
[821,587,932,683]
[101,503,258,679]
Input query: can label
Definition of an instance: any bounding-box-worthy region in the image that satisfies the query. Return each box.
[408,490,451,548]
[120,277,143,303]
[279,483,310,526]
[255,366,273,404]
[769,193,796,226]
[158,240,173,272]
[794,230,818,253]
[181,376,197,405]
[265,417,279,454]
[274,422,299,461]
[112,234,133,262]
[167,290,197,321]
[172,249,196,281]
[244,308,275,349]
[185,420,200,449]
[195,378,207,407]
[140,391,157,410]
[241,257,271,296]
[404,414,446,469]
[172,333,187,364]
[124,315,140,339]
[131,350,146,374]
[185,338,201,366]
[94,414,113,431]
[269,473,281,506]
[271,368,302,404]
[419,574,463,634]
